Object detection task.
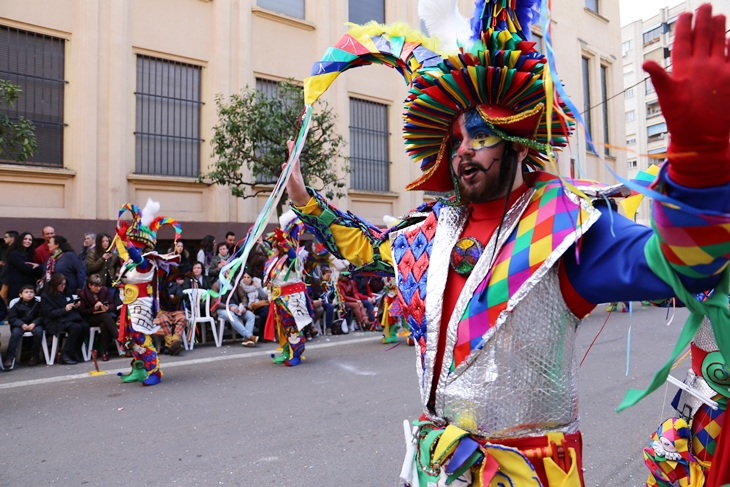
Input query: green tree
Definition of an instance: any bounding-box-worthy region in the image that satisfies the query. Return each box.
[0,80,37,163]
[205,80,348,216]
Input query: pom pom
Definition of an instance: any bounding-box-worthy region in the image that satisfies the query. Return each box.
[140,198,160,227]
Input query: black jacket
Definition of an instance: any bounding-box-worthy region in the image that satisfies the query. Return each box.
[5,249,40,299]
[7,297,43,329]
[40,291,84,335]
[43,252,86,293]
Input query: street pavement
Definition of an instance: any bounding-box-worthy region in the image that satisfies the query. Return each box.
[0,304,691,486]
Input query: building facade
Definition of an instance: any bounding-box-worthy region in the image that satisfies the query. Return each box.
[0,0,624,247]
[622,0,730,226]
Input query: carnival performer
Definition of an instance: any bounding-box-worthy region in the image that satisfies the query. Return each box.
[114,199,181,386]
[283,1,730,485]
[379,277,412,345]
[263,219,313,367]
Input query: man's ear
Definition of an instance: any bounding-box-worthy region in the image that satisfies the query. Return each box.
[511,142,529,162]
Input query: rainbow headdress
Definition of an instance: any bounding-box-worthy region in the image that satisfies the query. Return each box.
[116,199,182,249]
[303,0,574,194]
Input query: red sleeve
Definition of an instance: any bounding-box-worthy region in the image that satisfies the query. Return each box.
[558,259,595,319]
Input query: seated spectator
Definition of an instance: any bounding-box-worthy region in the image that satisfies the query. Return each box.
[40,272,89,365]
[86,233,120,287]
[42,235,86,294]
[3,285,40,369]
[4,232,40,300]
[336,272,373,330]
[79,274,118,362]
[353,274,379,328]
[212,271,257,347]
[238,270,269,342]
[309,266,335,336]
[208,242,230,281]
[183,262,210,290]
[154,273,186,356]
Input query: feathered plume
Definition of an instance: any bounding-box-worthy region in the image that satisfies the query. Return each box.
[418,0,473,53]
[140,198,160,227]
[470,0,541,41]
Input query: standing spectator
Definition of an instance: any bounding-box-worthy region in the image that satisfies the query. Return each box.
[78,232,95,269]
[42,235,86,294]
[336,272,373,330]
[208,242,230,281]
[309,266,335,336]
[3,285,43,369]
[168,239,192,273]
[224,231,238,255]
[40,272,89,365]
[33,226,55,265]
[79,274,117,362]
[1,230,19,303]
[239,270,269,342]
[183,261,210,290]
[196,235,215,276]
[86,233,121,287]
[5,232,40,300]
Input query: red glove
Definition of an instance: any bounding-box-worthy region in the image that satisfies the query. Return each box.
[643,4,730,187]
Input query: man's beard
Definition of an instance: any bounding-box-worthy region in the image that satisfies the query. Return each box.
[455,155,514,204]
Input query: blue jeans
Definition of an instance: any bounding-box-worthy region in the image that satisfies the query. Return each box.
[360,299,376,322]
[217,309,254,339]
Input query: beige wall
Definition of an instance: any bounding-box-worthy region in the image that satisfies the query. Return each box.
[0,0,624,242]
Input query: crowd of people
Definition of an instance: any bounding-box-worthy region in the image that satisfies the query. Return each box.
[0,226,392,371]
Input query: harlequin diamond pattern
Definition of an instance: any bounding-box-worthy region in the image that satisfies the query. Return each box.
[395,213,438,353]
[453,175,590,367]
[692,401,725,463]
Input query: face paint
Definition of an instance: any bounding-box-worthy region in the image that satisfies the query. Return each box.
[449,111,503,160]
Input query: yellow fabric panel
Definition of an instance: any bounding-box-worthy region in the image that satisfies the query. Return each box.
[296,197,393,266]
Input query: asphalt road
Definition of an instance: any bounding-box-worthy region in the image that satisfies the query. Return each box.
[0,304,690,486]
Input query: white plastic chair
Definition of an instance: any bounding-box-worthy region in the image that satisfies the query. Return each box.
[183,289,218,350]
[86,326,124,361]
[216,313,239,347]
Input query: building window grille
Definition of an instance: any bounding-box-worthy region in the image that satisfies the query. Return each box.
[627,138,636,145]
[0,25,66,167]
[257,0,304,19]
[601,65,609,156]
[646,101,661,119]
[135,55,203,177]
[349,0,385,24]
[627,160,637,168]
[624,88,634,98]
[350,98,390,192]
[582,57,592,139]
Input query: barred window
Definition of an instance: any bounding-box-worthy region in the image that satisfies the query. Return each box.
[254,78,291,184]
[349,0,385,24]
[257,0,304,19]
[0,26,66,167]
[135,55,203,177]
[350,98,390,192]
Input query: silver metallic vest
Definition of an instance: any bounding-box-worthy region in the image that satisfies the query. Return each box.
[391,187,600,439]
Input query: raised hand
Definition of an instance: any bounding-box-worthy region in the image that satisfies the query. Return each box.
[285,140,310,207]
[643,4,730,184]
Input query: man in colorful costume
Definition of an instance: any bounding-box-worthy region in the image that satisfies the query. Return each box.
[263,219,313,367]
[283,1,730,485]
[113,199,181,386]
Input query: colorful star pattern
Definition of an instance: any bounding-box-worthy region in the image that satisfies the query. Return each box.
[692,399,726,463]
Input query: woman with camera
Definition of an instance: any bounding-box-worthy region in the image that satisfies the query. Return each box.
[41,272,89,365]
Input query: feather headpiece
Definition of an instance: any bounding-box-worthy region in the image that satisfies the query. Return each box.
[302,0,573,194]
[116,198,181,248]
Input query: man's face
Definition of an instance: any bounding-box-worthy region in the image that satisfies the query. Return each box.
[20,288,35,301]
[83,234,94,247]
[226,235,235,246]
[449,112,510,204]
[4,234,14,246]
[42,227,55,243]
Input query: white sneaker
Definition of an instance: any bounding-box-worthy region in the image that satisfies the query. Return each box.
[241,339,255,348]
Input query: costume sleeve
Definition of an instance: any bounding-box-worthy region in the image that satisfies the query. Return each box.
[563,164,730,307]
